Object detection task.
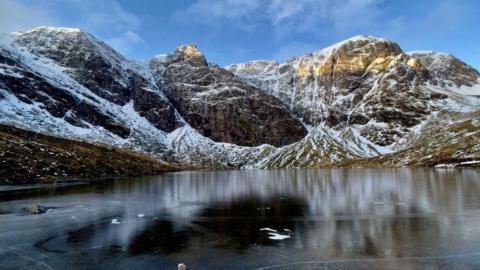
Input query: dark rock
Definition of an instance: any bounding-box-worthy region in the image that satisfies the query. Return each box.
[325,109,348,127]
[130,73,179,132]
[25,205,49,215]
[71,101,130,138]
[430,92,448,99]
[0,69,78,118]
[372,108,421,127]
[360,127,401,146]
[348,113,370,125]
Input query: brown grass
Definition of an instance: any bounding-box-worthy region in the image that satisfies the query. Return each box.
[0,125,183,184]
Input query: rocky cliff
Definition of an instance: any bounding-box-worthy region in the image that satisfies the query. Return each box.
[150,44,306,147]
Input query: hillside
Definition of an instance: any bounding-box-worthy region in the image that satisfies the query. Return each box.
[336,109,480,168]
[0,125,179,184]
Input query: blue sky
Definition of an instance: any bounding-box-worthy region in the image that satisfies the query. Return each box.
[1,0,479,69]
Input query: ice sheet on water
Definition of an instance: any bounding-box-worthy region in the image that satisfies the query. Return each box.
[259,227,277,232]
[260,228,292,240]
[111,218,121,224]
[267,232,291,240]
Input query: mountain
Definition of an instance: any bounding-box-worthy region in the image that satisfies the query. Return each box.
[149,44,306,147]
[0,27,177,150]
[1,27,479,176]
[227,35,479,148]
[0,27,302,169]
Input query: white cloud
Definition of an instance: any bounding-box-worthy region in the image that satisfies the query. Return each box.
[174,0,385,37]
[267,0,305,24]
[173,0,262,31]
[330,0,383,32]
[421,0,467,33]
[267,0,385,37]
[64,0,141,34]
[106,30,146,55]
[55,0,145,55]
[375,0,471,40]
[273,42,317,61]
[0,0,58,34]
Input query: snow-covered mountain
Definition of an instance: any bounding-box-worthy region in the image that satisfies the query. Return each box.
[1,28,479,169]
[227,35,479,146]
[0,27,298,168]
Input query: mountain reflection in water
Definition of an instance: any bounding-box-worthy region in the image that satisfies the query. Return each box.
[1,168,480,270]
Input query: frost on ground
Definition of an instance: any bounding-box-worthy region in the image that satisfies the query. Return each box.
[435,160,480,168]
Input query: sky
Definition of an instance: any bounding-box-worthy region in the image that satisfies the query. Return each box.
[0,0,479,69]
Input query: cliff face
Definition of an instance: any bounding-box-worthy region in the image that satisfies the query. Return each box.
[150,45,307,147]
[2,28,306,149]
[0,27,305,169]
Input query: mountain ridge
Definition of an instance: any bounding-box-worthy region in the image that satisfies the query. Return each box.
[1,26,479,176]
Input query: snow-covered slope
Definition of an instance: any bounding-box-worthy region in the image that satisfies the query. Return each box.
[336,109,480,168]
[408,51,480,96]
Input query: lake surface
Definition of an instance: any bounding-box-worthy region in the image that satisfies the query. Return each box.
[1,169,480,270]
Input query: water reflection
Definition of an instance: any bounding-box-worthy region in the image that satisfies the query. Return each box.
[1,168,480,269]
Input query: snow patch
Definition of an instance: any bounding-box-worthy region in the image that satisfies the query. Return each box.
[268,233,291,240]
[259,228,292,240]
[111,218,121,224]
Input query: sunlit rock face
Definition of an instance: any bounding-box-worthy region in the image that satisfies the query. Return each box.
[228,35,478,146]
[150,44,307,147]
